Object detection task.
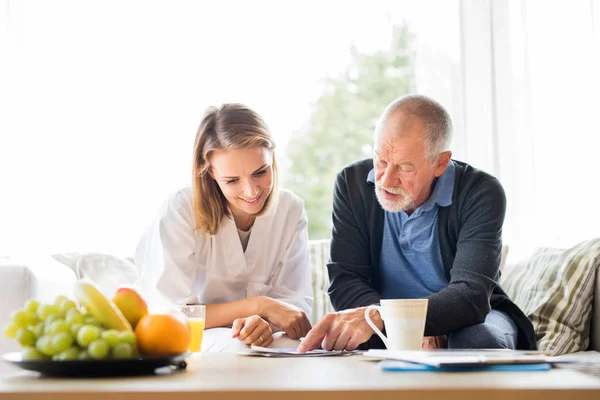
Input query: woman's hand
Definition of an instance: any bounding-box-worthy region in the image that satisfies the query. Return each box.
[231,315,274,347]
[259,297,312,340]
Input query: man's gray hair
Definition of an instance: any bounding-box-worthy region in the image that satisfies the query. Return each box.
[376,94,453,161]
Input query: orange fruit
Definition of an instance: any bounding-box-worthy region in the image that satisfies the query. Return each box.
[135,312,191,355]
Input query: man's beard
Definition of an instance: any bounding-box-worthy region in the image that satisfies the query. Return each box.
[375,181,414,213]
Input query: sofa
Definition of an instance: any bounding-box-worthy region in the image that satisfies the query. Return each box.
[0,255,78,354]
[1,239,599,356]
[308,239,600,355]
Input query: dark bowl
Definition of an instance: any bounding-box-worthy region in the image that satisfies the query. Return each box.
[1,351,189,377]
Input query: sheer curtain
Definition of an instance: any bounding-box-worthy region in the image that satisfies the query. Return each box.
[5,0,592,261]
[0,0,462,256]
[461,0,600,262]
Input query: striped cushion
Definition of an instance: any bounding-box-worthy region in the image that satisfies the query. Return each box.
[500,238,600,355]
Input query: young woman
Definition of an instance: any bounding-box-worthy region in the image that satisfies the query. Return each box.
[135,104,313,351]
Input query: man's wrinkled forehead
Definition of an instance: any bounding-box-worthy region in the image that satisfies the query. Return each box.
[375,111,421,141]
[374,112,425,151]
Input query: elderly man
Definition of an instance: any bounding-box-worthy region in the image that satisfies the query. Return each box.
[298,94,536,352]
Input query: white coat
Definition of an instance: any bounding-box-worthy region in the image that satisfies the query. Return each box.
[134,187,313,315]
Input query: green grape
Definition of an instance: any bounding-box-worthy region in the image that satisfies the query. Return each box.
[70,323,83,337]
[77,350,90,360]
[101,329,120,348]
[56,346,79,361]
[44,314,61,327]
[118,331,136,346]
[24,299,41,314]
[22,346,46,360]
[29,316,41,327]
[11,310,33,327]
[111,342,133,359]
[37,304,60,320]
[59,300,77,315]
[88,338,109,359]
[54,295,69,308]
[51,332,74,353]
[3,322,19,339]
[76,325,101,348]
[16,328,36,347]
[46,320,69,335]
[65,309,84,325]
[33,322,45,338]
[35,335,56,356]
[84,316,103,327]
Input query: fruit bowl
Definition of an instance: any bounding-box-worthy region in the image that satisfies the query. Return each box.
[3,282,194,377]
[1,351,189,377]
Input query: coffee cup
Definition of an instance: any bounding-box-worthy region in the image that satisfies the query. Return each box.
[364,299,428,351]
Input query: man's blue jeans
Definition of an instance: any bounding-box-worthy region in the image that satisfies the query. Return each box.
[448,309,519,349]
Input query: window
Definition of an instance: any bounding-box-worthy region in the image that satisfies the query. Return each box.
[0,0,462,253]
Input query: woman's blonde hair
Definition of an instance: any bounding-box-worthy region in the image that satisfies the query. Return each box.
[192,103,278,235]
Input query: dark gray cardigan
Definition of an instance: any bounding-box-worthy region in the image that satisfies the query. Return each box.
[327,158,536,350]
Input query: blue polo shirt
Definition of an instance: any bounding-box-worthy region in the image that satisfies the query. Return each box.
[367,161,455,299]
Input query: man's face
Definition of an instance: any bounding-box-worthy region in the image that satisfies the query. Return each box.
[373,112,450,214]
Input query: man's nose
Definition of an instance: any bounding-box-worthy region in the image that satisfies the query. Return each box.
[381,167,399,189]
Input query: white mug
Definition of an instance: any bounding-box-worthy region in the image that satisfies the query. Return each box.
[365,299,428,351]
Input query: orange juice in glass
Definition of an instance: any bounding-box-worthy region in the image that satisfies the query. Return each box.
[181,305,206,352]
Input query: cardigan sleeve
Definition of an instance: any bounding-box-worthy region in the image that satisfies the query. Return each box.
[327,168,382,311]
[424,174,506,336]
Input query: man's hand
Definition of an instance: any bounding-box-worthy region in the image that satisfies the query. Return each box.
[259,297,312,340]
[422,335,447,349]
[297,307,383,352]
[231,315,274,347]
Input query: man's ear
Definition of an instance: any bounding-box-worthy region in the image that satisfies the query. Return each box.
[434,151,452,177]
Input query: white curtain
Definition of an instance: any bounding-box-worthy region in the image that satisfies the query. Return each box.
[0,0,462,256]
[460,0,600,262]
[3,0,596,261]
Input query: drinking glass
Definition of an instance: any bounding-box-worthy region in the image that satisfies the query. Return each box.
[181,305,206,353]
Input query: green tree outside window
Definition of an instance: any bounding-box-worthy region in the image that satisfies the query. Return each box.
[285,24,416,240]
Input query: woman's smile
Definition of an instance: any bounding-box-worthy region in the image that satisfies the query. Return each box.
[239,192,262,205]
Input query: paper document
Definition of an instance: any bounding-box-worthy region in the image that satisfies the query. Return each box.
[238,346,358,357]
[546,353,600,364]
[364,349,551,367]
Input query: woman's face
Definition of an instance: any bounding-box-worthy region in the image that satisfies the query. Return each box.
[209,146,274,217]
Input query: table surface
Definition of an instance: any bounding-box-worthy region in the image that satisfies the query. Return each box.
[1,353,600,400]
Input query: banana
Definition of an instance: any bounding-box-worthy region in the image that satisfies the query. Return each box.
[73,280,133,332]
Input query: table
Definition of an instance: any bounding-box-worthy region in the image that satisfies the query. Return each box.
[1,353,599,400]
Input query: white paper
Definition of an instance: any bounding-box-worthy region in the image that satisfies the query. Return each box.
[238,346,358,357]
[364,349,551,367]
